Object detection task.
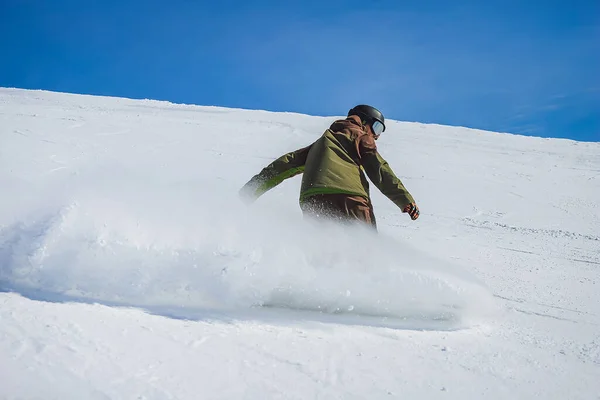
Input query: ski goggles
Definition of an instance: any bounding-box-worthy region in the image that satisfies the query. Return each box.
[371,120,385,135]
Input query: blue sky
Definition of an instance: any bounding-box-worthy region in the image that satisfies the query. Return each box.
[1,0,598,141]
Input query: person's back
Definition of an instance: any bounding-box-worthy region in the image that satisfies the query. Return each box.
[240,105,420,229]
[300,116,372,202]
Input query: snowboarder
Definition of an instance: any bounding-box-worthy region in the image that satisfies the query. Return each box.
[239,105,419,229]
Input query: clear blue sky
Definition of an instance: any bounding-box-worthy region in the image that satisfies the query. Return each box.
[1,0,598,141]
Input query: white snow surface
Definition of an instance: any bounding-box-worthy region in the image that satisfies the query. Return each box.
[0,88,598,399]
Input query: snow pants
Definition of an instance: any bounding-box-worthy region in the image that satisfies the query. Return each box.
[299,194,377,230]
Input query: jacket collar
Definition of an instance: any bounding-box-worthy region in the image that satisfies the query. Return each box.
[347,115,363,126]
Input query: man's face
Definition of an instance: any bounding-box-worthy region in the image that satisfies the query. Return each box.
[366,123,380,140]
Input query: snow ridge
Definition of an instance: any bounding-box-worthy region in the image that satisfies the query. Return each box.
[0,183,495,329]
[1,88,598,400]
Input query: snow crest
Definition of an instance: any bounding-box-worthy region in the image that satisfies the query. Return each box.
[0,180,495,329]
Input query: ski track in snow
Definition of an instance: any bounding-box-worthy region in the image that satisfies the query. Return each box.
[0,88,599,399]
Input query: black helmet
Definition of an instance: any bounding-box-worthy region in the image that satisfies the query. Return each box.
[348,104,386,133]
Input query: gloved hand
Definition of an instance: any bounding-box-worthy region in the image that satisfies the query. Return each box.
[402,203,420,220]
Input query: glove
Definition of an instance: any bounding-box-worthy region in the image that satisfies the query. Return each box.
[402,203,420,220]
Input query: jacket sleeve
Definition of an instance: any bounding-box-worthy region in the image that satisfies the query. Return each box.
[240,145,312,201]
[358,135,416,209]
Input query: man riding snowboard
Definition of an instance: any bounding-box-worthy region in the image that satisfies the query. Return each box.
[240,105,419,229]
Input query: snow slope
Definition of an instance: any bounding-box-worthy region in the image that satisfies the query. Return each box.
[0,88,598,399]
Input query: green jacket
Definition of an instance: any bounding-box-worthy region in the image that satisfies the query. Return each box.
[240,116,415,209]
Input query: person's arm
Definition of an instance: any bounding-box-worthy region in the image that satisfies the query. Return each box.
[239,145,312,202]
[358,135,418,217]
